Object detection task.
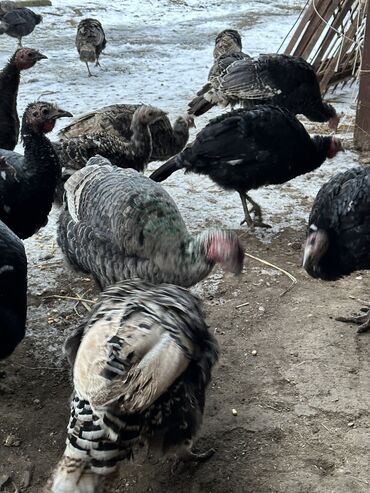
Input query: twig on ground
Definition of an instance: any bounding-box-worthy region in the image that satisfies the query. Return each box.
[245,252,297,296]
[235,302,250,309]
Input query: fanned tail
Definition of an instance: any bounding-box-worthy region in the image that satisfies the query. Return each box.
[149,155,183,182]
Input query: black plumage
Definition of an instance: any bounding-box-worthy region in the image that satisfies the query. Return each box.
[0,218,27,359]
[0,101,72,239]
[188,53,340,130]
[303,166,370,332]
[51,279,219,493]
[0,47,47,150]
[76,18,106,77]
[150,105,343,227]
[0,2,42,46]
[58,103,194,162]
[58,156,244,289]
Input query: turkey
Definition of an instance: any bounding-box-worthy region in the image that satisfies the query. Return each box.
[188,53,340,130]
[189,29,251,117]
[213,29,245,60]
[57,155,244,289]
[150,106,343,228]
[0,217,27,359]
[76,18,106,77]
[0,2,42,46]
[0,101,72,239]
[51,279,219,493]
[0,47,47,150]
[303,166,370,333]
[53,106,167,188]
[58,103,194,162]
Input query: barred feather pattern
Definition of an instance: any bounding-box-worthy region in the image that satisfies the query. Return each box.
[52,279,219,493]
[57,157,243,289]
[190,54,337,122]
[58,104,192,162]
[76,18,106,64]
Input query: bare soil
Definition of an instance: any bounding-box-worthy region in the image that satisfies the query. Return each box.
[1,222,370,493]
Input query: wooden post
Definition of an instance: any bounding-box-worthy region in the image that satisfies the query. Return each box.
[354,1,370,151]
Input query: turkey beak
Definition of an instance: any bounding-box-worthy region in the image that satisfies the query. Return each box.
[51,108,73,120]
[35,52,48,61]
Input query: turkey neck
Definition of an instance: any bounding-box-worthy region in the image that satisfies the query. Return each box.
[311,136,332,167]
[21,129,61,190]
[129,115,153,161]
[0,57,20,113]
[153,231,214,287]
[303,100,336,123]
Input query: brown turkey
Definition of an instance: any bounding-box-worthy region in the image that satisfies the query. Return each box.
[52,105,167,203]
[76,18,106,77]
[188,53,340,130]
[57,103,195,161]
[0,47,47,150]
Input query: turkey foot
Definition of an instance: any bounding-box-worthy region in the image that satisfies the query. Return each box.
[239,192,271,228]
[172,442,215,473]
[336,308,370,333]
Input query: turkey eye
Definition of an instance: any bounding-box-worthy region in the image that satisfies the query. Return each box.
[42,109,49,115]
[27,53,33,57]
[32,111,38,117]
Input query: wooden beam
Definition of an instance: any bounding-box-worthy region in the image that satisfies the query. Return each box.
[354,0,370,151]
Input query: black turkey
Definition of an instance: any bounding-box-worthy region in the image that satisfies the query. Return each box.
[0,2,42,46]
[188,53,340,130]
[0,217,27,359]
[76,18,106,77]
[0,101,72,239]
[0,47,47,150]
[51,279,219,493]
[150,105,343,228]
[58,155,244,289]
[303,166,370,332]
[58,103,194,162]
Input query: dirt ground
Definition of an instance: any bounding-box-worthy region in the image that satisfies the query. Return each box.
[1,220,370,493]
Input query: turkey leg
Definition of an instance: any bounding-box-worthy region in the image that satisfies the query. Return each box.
[245,194,271,228]
[336,308,370,333]
[172,440,215,473]
[85,62,97,77]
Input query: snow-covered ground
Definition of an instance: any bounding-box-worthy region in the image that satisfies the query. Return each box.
[0,0,360,293]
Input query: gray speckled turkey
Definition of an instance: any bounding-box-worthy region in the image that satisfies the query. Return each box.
[57,155,244,289]
[76,18,106,77]
[57,103,194,162]
[51,279,219,493]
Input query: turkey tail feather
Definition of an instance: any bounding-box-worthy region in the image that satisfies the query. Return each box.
[149,155,183,182]
[188,96,215,116]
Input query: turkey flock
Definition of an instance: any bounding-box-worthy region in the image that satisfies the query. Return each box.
[0,3,368,493]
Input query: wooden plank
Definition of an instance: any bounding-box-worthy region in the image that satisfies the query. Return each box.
[284,3,315,54]
[300,0,339,59]
[354,0,370,150]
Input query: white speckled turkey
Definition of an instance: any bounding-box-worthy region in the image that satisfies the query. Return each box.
[51,279,218,493]
[57,155,244,289]
[57,103,194,162]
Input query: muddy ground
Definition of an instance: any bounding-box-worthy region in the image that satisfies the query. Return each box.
[1,220,370,493]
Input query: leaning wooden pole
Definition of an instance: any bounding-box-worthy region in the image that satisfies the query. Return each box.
[354,0,370,151]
